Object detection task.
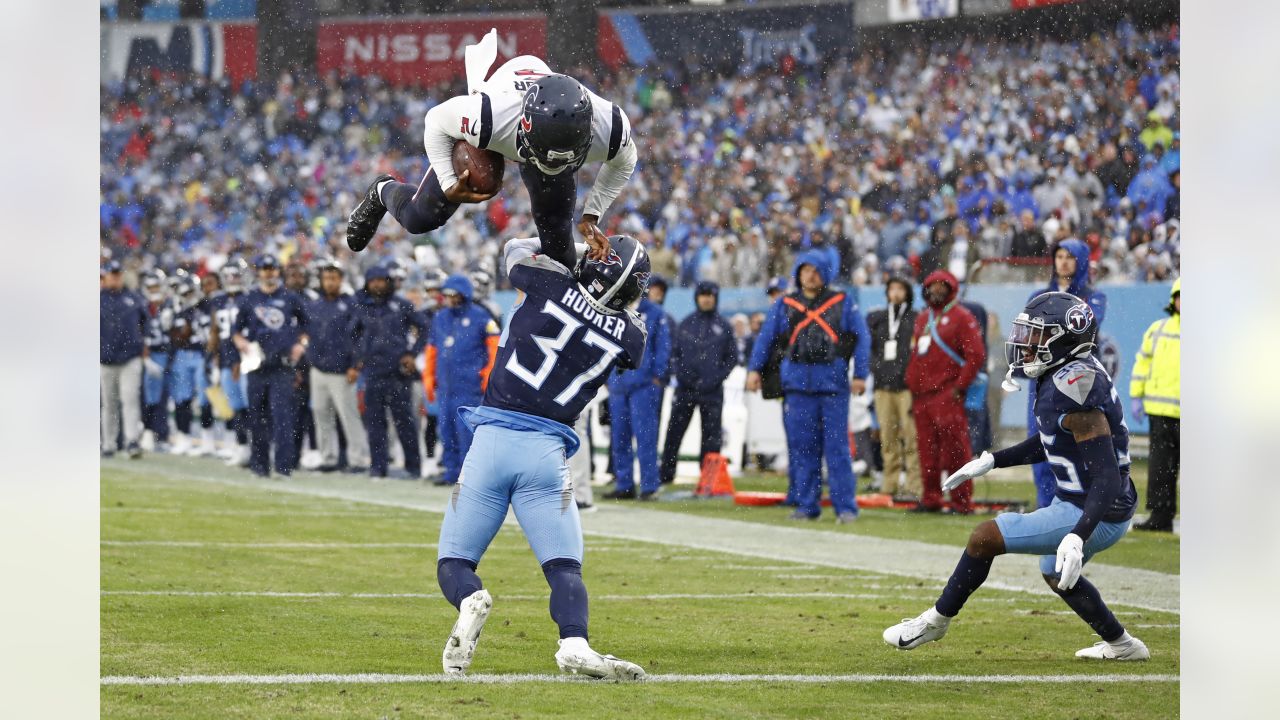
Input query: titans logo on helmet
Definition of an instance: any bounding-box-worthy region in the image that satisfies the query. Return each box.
[1065,303,1094,333]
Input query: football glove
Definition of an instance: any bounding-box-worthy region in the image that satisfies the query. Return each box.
[143,356,165,377]
[942,451,994,492]
[1055,533,1085,590]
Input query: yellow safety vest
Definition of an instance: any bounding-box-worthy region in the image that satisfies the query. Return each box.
[1129,313,1180,418]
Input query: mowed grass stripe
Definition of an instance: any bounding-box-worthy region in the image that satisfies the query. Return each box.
[101,672,1180,686]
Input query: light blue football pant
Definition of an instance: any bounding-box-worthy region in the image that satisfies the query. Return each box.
[995,496,1131,576]
[169,349,207,404]
[220,367,249,412]
[437,424,583,566]
[142,352,170,405]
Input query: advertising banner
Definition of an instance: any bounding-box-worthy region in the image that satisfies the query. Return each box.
[316,15,546,86]
[887,0,960,23]
[1012,0,1086,9]
[100,21,257,86]
[598,1,855,72]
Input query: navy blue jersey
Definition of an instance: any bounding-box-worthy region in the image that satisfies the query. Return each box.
[1033,355,1137,522]
[144,302,174,354]
[172,303,211,352]
[233,287,309,368]
[483,246,647,427]
[209,291,243,367]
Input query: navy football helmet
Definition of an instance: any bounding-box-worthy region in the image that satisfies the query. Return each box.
[516,74,593,175]
[219,257,249,294]
[173,274,202,311]
[574,235,651,315]
[141,269,168,303]
[1006,291,1098,379]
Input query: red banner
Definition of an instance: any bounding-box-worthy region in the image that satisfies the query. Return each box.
[316,15,546,87]
[1011,0,1085,8]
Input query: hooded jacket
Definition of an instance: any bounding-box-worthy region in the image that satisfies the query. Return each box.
[351,275,429,379]
[1035,238,1107,326]
[608,296,672,392]
[905,270,985,400]
[866,277,917,391]
[748,250,870,394]
[423,274,499,395]
[669,282,738,393]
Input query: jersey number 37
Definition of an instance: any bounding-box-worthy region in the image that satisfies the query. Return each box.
[507,300,622,406]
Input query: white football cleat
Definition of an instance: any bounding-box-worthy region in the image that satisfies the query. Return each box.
[554,638,645,681]
[168,433,191,455]
[443,590,493,674]
[1075,636,1150,661]
[883,609,950,650]
[224,445,251,467]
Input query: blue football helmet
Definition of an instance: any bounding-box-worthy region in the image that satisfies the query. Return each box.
[140,269,168,303]
[574,235,651,315]
[516,74,593,175]
[1006,291,1099,379]
[219,257,249,294]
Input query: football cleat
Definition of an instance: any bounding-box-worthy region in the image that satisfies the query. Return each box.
[554,638,645,681]
[1075,636,1150,661]
[883,609,950,650]
[346,174,394,252]
[443,589,493,674]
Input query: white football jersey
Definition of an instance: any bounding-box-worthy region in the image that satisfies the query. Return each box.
[423,55,637,219]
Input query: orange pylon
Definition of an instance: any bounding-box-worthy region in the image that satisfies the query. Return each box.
[695,453,735,497]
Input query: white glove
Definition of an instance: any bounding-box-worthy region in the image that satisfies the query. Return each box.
[143,357,164,377]
[1055,533,1085,590]
[942,451,994,492]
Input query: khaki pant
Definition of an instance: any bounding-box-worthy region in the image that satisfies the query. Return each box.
[874,388,921,496]
[569,408,593,506]
[309,368,370,467]
[101,357,143,451]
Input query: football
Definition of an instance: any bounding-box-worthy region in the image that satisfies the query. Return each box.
[451,140,505,195]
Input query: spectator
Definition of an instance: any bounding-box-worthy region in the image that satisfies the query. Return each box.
[879,204,914,263]
[1126,155,1175,219]
[905,270,985,514]
[1097,144,1141,201]
[747,250,870,523]
[1138,110,1174,153]
[1010,210,1048,258]
[866,276,921,500]
[423,274,499,486]
[232,254,310,478]
[100,260,146,458]
[1026,238,1108,508]
[305,258,369,473]
[1130,279,1180,532]
[1164,169,1180,220]
[355,264,430,479]
[660,281,738,486]
[603,284,673,500]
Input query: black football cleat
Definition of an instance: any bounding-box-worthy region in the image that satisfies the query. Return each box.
[346,174,394,252]
[603,488,636,500]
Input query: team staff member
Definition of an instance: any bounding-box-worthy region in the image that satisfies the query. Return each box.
[747,250,870,523]
[603,283,672,500]
[232,254,310,478]
[1130,278,1180,532]
[659,281,737,486]
[424,274,500,486]
[306,258,370,473]
[867,275,921,499]
[354,264,431,479]
[100,260,148,458]
[905,270,985,514]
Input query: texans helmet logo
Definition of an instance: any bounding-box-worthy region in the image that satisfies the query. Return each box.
[1065,303,1093,333]
[520,115,533,133]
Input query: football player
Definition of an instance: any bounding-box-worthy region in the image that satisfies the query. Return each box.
[139,269,173,451]
[883,292,1150,661]
[435,231,649,680]
[166,274,207,455]
[345,30,634,263]
[208,258,252,466]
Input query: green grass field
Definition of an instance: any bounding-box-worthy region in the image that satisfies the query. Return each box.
[101,455,1179,718]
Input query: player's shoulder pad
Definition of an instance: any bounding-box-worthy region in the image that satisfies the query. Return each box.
[1051,360,1097,406]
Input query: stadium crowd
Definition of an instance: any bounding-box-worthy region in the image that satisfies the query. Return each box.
[100,17,1179,289]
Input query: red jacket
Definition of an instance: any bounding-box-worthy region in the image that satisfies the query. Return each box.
[905,270,986,401]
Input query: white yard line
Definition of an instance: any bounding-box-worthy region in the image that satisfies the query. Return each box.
[102,590,938,601]
[102,541,435,549]
[103,457,1180,614]
[100,672,1180,686]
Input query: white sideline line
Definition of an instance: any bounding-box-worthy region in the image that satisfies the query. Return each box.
[102,508,403,517]
[102,541,436,549]
[102,590,935,601]
[101,672,1180,686]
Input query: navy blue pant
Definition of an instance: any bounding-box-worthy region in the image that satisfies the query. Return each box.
[384,163,576,256]
[363,374,421,477]
[783,391,857,517]
[438,385,483,483]
[609,382,663,494]
[660,387,724,485]
[247,366,298,476]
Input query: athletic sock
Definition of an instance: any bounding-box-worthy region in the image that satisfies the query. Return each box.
[437,558,484,610]
[174,400,193,435]
[543,558,589,641]
[935,551,994,618]
[1055,576,1126,642]
[376,179,394,202]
